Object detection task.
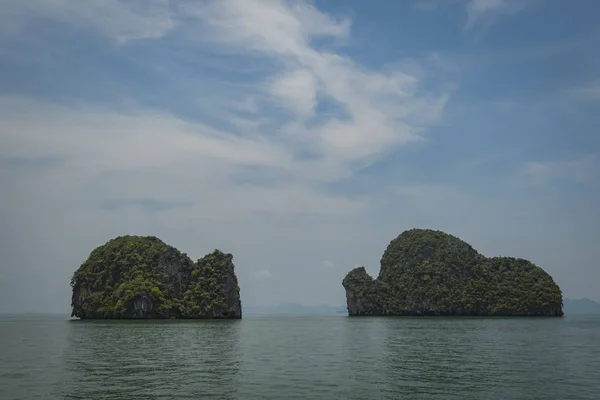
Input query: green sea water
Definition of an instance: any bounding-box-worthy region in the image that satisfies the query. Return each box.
[1,314,598,399]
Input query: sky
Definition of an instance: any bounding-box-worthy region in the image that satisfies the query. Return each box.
[0,0,599,313]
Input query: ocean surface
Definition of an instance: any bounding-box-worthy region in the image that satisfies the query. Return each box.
[1,314,599,399]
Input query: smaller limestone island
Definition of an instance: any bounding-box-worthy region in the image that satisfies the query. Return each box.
[342,229,563,317]
[70,236,242,319]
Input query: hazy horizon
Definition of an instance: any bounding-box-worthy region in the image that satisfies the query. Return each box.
[1,0,599,314]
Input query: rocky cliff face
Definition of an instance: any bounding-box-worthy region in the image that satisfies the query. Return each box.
[342,229,564,317]
[70,236,242,319]
[342,267,381,316]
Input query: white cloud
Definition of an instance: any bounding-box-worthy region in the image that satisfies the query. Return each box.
[322,260,334,269]
[0,97,291,171]
[180,0,446,174]
[270,69,317,117]
[252,269,273,280]
[0,96,365,218]
[0,0,449,197]
[522,155,597,185]
[465,0,533,31]
[185,0,350,55]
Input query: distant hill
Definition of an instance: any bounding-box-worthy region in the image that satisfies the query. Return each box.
[563,298,600,315]
[244,303,346,315]
[243,299,600,316]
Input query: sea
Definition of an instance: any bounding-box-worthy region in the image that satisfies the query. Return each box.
[1,314,599,399]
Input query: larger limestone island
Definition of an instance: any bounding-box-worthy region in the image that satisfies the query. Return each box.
[342,229,563,317]
[70,236,242,319]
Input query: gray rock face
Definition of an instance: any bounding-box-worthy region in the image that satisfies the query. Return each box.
[131,293,155,318]
[70,236,242,319]
[219,260,242,318]
[342,267,381,316]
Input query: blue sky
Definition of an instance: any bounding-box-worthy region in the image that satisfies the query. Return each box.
[0,0,599,312]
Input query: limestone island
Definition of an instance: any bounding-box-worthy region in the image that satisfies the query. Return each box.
[70,236,242,319]
[342,229,563,317]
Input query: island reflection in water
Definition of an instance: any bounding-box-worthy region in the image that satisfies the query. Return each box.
[62,319,241,399]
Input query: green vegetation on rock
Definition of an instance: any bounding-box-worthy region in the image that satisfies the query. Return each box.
[70,235,242,319]
[342,229,563,317]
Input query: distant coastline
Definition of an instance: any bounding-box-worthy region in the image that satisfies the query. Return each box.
[243,303,346,315]
[2,298,600,317]
[563,298,600,314]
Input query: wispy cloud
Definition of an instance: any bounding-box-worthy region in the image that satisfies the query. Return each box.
[569,80,600,102]
[0,96,365,219]
[269,68,318,117]
[522,155,598,186]
[178,0,447,176]
[252,269,273,280]
[0,0,449,210]
[0,0,174,44]
[465,0,534,31]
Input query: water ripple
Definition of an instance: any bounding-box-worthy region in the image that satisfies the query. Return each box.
[0,315,599,399]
